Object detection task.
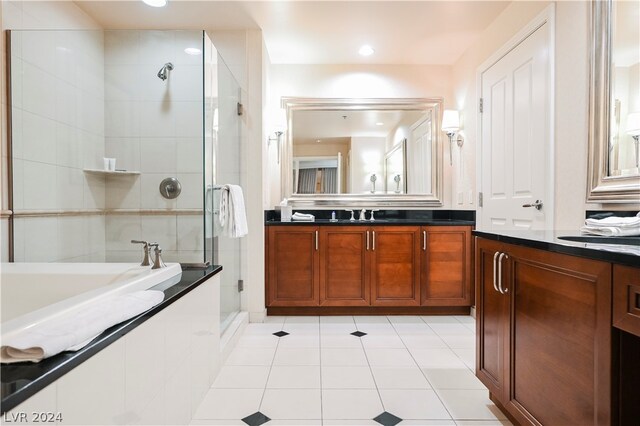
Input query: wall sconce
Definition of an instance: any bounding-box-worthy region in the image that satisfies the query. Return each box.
[625,112,640,168]
[370,173,377,193]
[268,108,287,164]
[442,109,464,166]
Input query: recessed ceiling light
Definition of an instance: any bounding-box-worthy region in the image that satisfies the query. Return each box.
[142,0,168,7]
[376,122,384,126]
[184,47,202,56]
[359,45,375,56]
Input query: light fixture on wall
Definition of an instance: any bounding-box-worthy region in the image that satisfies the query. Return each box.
[442,109,463,166]
[359,45,375,56]
[626,112,640,168]
[268,108,288,164]
[142,0,168,7]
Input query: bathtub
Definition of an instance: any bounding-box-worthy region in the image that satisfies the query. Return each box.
[0,263,182,340]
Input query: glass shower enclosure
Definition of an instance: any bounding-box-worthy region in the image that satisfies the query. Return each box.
[7,29,242,333]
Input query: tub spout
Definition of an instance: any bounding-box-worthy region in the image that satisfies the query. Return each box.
[131,240,151,266]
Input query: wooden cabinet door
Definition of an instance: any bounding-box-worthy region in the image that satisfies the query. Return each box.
[613,264,640,336]
[319,227,370,306]
[370,226,421,306]
[475,237,509,401]
[505,244,612,426]
[266,226,320,307]
[421,226,472,306]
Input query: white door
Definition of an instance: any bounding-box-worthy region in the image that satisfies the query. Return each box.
[480,21,552,231]
[409,113,433,194]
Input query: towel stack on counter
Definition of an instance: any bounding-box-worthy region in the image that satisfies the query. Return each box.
[580,212,640,237]
[292,212,315,222]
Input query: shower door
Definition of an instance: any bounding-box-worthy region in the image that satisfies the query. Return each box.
[204,35,243,333]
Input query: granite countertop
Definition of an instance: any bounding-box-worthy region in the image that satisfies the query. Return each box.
[473,230,640,267]
[0,265,222,414]
[265,209,476,227]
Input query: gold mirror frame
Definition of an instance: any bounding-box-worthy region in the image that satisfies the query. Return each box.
[280,97,444,207]
[587,0,640,203]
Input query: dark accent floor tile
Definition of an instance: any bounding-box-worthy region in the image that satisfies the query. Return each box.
[273,331,290,337]
[373,411,403,426]
[350,331,367,337]
[242,411,271,426]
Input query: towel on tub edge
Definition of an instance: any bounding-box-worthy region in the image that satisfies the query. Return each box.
[0,290,165,364]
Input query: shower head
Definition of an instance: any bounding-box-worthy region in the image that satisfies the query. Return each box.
[157,62,174,81]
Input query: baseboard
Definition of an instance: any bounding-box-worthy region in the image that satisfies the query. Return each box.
[266,306,471,316]
[220,311,249,362]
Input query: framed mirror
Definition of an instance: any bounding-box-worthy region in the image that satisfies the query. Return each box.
[587,0,640,202]
[281,98,443,207]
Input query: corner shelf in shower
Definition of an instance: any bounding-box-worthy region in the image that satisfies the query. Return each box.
[83,169,141,176]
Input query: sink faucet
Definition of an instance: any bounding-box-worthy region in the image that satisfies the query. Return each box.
[370,209,380,221]
[359,209,367,221]
[346,209,355,221]
[131,240,151,266]
[149,243,166,269]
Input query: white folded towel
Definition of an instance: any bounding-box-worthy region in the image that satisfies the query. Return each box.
[581,213,640,237]
[292,212,315,221]
[219,184,248,238]
[0,290,164,364]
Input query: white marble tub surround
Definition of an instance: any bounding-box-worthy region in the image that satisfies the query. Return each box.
[0,262,182,339]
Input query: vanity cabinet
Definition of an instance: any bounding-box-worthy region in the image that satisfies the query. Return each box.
[370,226,422,306]
[266,226,320,306]
[267,224,474,313]
[476,237,612,426]
[319,227,370,306]
[421,226,472,306]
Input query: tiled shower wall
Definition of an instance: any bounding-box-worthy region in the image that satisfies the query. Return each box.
[10,30,106,262]
[103,31,205,263]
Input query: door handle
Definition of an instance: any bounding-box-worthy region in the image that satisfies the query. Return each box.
[423,231,427,251]
[492,252,500,293]
[315,230,319,251]
[372,231,376,251]
[522,199,543,210]
[497,252,509,294]
[366,230,370,251]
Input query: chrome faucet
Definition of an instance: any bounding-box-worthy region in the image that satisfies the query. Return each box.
[131,240,151,266]
[149,243,166,269]
[359,209,367,221]
[370,209,380,221]
[346,209,355,221]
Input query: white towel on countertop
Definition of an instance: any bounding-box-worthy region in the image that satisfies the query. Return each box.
[219,184,248,238]
[0,290,164,364]
[292,212,315,221]
[581,212,640,237]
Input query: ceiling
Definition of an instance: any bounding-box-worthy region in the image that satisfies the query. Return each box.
[75,0,511,65]
[292,109,425,144]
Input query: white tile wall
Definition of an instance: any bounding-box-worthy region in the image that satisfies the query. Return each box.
[9,27,106,261]
[104,30,205,263]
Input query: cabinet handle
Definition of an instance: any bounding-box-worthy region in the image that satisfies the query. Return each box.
[492,252,500,293]
[423,231,427,251]
[315,230,319,251]
[372,231,376,251]
[497,252,509,294]
[366,231,370,251]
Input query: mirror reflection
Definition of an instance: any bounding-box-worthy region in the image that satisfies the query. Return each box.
[291,108,435,195]
[609,0,640,176]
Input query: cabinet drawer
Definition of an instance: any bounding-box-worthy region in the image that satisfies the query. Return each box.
[613,264,640,337]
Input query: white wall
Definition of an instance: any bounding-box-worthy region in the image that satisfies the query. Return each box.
[349,136,386,194]
[1,1,105,262]
[102,30,205,263]
[267,64,455,209]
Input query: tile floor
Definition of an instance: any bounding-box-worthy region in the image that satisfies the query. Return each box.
[191,315,512,426]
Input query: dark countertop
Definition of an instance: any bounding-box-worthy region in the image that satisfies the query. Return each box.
[266,218,475,226]
[265,209,476,227]
[0,265,222,414]
[473,230,640,267]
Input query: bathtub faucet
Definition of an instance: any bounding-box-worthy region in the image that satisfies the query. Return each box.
[149,243,166,270]
[131,240,151,266]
